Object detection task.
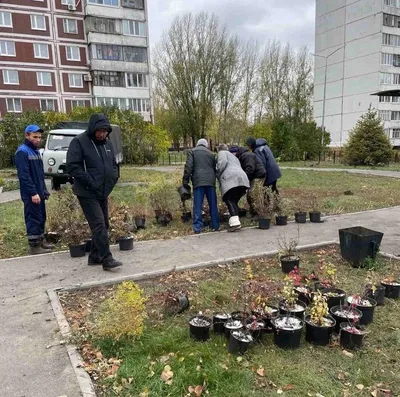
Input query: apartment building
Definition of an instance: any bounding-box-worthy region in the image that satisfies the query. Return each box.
[314,0,400,147]
[0,0,152,121]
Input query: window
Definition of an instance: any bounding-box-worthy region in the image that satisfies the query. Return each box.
[123,46,147,62]
[31,15,46,30]
[126,72,148,87]
[68,73,83,88]
[63,19,78,34]
[123,20,146,36]
[383,33,400,47]
[40,99,56,111]
[6,98,22,113]
[71,100,86,108]
[92,17,119,34]
[66,46,80,61]
[3,70,19,85]
[0,40,15,56]
[379,110,391,121]
[61,0,75,4]
[0,12,12,28]
[95,97,128,109]
[385,0,399,7]
[381,72,393,84]
[382,53,393,65]
[121,0,144,9]
[91,44,122,61]
[392,111,400,120]
[128,98,150,112]
[33,43,49,59]
[379,95,392,102]
[37,72,52,86]
[87,0,118,6]
[393,128,400,138]
[383,13,396,27]
[93,71,125,87]
[394,73,400,84]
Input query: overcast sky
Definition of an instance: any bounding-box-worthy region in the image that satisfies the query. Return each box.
[147,0,316,51]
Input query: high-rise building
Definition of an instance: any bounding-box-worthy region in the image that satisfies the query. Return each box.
[0,0,152,121]
[314,0,400,147]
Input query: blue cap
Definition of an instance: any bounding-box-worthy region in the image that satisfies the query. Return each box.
[25,125,43,134]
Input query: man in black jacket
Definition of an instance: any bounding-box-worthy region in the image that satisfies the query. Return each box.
[66,114,122,270]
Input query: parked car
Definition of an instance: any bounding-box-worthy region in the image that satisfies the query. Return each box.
[42,121,123,190]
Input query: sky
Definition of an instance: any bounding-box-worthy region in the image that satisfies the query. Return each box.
[147,0,316,51]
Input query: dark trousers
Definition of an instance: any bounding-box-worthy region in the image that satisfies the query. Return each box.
[193,186,220,232]
[265,179,279,194]
[23,199,46,246]
[78,196,112,262]
[223,186,247,217]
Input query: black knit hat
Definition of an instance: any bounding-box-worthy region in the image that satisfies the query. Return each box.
[246,137,256,150]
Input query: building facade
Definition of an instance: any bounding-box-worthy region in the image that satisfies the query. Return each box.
[0,0,152,121]
[314,0,400,147]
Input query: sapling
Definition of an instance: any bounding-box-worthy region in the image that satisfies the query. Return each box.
[309,291,330,326]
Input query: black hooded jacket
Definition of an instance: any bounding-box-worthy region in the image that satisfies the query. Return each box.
[66,114,118,199]
[236,147,266,181]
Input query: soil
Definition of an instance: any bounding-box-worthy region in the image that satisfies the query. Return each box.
[231,330,253,343]
[307,316,335,327]
[273,316,303,331]
[214,313,231,319]
[225,320,243,328]
[347,296,373,307]
[246,321,264,331]
[189,317,211,327]
[341,325,365,335]
[280,303,305,312]
[333,308,361,319]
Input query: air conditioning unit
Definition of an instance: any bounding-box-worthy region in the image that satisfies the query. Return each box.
[84,74,92,82]
[68,4,76,11]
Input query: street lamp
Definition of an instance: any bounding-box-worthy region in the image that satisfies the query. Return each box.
[311,45,345,162]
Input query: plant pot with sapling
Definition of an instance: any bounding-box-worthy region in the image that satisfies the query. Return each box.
[365,270,386,305]
[330,305,363,334]
[340,323,367,350]
[149,179,178,227]
[274,194,289,226]
[252,185,275,229]
[213,312,232,334]
[279,231,300,273]
[381,268,400,299]
[162,289,190,316]
[279,271,307,320]
[224,319,244,339]
[308,194,322,223]
[272,315,304,349]
[321,288,346,309]
[250,286,279,334]
[228,329,253,354]
[346,295,377,325]
[189,315,212,341]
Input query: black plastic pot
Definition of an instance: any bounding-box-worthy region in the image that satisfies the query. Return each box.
[272,316,304,349]
[347,296,377,325]
[154,209,162,221]
[330,305,363,334]
[213,313,232,334]
[339,226,383,267]
[176,294,190,313]
[309,212,321,223]
[276,215,288,226]
[252,306,279,333]
[321,288,346,309]
[119,236,134,251]
[294,286,314,305]
[69,243,86,258]
[246,320,265,342]
[84,239,92,253]
[181,211,192,223]
[177,185,191,201]
[280,255,300,274]
[238,208,247,218]
[366,286,385,306]
[224,320,244,339]
[135,216,146,229]
[295,212,307,224]
[305,315,336,346]
[203,218,211,228]
[279,300,307,320]
[258,218,271,230]
[381,281,400,299]
[340,324,365,350]
[189,316,211,342]
[228,330,253,354]
[158,214,171,226]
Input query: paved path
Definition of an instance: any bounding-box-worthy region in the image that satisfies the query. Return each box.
[1,206,400,397]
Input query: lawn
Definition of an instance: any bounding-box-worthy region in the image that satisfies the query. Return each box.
[60,245,400,397]
[278,161,400,172]
[2,168,400,259]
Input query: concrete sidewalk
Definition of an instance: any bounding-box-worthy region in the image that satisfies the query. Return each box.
[0,206,400,396]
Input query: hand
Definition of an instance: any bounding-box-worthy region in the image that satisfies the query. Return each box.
[32,194,41,204]
[44,191,50,200]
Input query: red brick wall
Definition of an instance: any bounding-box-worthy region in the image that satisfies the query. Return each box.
[54,0,83,13]
[0,41,53,64]
[0,97,59,115]
[0,13,50,37]
[0,0,48,8]
[0,70,56,91]
[59,45,88,67]
[62,73,90,93]
[56,17,84,40]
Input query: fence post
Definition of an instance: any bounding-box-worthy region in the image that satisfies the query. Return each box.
[168,153,171,165]
[333,151,336,164]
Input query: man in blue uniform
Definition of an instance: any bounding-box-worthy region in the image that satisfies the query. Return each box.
[16,125,52,254]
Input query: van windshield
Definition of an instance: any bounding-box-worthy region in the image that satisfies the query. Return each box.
[47,135,74,151]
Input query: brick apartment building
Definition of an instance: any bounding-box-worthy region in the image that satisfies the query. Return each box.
[0,0,152,121]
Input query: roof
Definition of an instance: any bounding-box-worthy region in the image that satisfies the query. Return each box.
[370,89,400,97]
[48,129,86,136]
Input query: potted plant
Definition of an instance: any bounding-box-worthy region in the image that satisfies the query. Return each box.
[252,185,275,229]
[381,263,400,299]
[365,270,386,305]
[149,179,178,227]
[109,200,135,251]
[330,305,363,335]
[339,323,367,350]
[228,329,253,354]
[272,314,304,349]
[305,291,336,346]
[189,315,212,341]
[294,199,307,224]
[274,194,289,226]
[308,194,322,223]
[346,294,377,325]
[315,259,338,290]
[213,312,232,334]
[65,220,90,258]
[250,288,279,333]
[278,231,300,273]
[162,289,190,316]
[279,272,307,320]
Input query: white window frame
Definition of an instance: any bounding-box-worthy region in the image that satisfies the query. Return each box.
[6,98,22,113]
[33,43,49,59]
[40,99,56,111]
[122,20,146,36]
[393,128,400,138]
[63,18,78,34]
[36,72,52,87]
[68,73,83,88]
[87,0,119,7]
[0,40,16,57]
[61,0,75,5]
[126,72,148,88]
[71,99,86,108]
[2,70,19,85]
[66,46,80,61]
[30,15,46,31]
[0,12,12,28]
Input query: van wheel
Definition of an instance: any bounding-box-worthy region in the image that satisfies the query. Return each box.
[51,178,61,191]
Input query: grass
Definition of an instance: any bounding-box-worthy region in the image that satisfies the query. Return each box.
[60,246,400,397]
[279,160,400,172]
[2,167,400,259]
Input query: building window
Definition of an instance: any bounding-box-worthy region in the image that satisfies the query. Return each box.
[63,19,78,34]
[6,98,22,113]
[0,12,12,28]
[93,71,125,87]
[91,44,122,61]
[379,110,391,121]
[380,72,393,84]
[128,98,150,112]
[92,17,119,34]
[0,40,16,56]
[382,53,393,65]
[123,46,147,62]
[61,0,75,4]
[384,0,400,8]
[31,15,46,30]
[383,33,400,47]
[126,72,148,88]
[2,70,19,85]
[66,46,80,61]
[393,128,400,138]
[37,72,52,86]
[87,0,118,6]
[121,0,144,10]
[40,99,56,111]
[71,100,86,108]
[33,43,49,59]
[392,111,400,120]
[123,20,146,36]
[95,97,128,109]
[68,73,83,88]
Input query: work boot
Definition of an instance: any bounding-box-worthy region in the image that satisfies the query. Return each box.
[88,258,103,266]
[41,238,54,250]
[29,245,52,255]
[228,216,241,232]
[103,258,123,271]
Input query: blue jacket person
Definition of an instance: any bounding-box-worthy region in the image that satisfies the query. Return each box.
[16,125,53,255]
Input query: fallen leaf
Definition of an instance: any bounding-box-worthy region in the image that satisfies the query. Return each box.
[371,391,378,397]
[338,371,345,380]
[283,384,294,391]
[161,365,174,382]
[159,355,170,364]
[277,389,283,394]
[342,350,354,358]
[316,394,325,397]
[236,357,243,363]
[179,356,185,362]
[257,367,265,377]
[343,390,350,397]
[196,365,201,372]
[194,385,204,396]
[96,352,103,360]
[356,384,364,390]
[220,363,228,370]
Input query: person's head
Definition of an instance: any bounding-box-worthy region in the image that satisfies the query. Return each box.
[95,128,108,142]
[246,137,256,151]
[196,138,209,148]
[24,125,44,148]
[88,113,112,144]
[217,143,228,152]
[229,145,239,156]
